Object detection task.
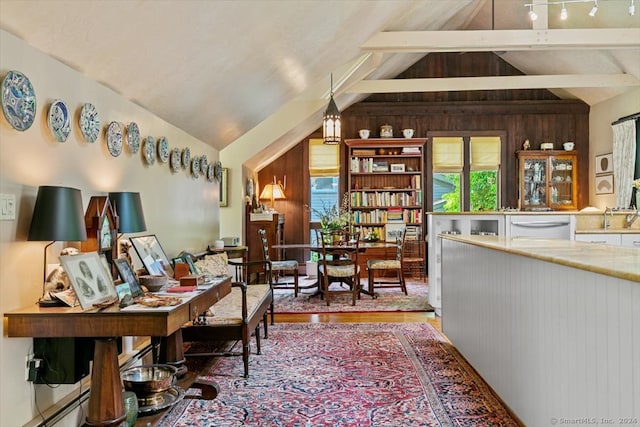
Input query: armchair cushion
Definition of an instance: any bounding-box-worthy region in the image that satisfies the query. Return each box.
[203,284,271,324]
[195,253,228,276]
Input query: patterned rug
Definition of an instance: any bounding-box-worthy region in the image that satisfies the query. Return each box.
[158,323,518,427]
[273,278,433,313]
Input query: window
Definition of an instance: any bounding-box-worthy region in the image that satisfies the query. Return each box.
[432,135,501,212]
[309,139,340,250]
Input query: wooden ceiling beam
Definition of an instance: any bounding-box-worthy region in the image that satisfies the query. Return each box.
[347,74,640,94]
[361,29,640,52]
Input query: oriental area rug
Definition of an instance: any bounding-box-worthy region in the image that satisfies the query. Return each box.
[158,323,518,427]
[273,278,434,313]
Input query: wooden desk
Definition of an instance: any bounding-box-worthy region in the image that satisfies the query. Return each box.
[4,276,231,426]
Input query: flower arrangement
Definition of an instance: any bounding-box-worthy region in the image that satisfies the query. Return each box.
[633,179,640,190]
[307,193,353,231]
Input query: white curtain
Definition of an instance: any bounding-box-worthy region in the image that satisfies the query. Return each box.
[612,120,637,208]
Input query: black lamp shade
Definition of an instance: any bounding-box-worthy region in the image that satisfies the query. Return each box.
[108,192,147,233]
[28,186,87,242]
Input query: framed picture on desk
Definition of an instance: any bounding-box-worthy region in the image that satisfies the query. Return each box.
[60,252,118,309]
[129,234,174,277]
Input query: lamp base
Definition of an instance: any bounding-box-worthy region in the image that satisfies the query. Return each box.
[38,297,65,307]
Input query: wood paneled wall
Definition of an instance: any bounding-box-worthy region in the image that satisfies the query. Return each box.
[257,53,590,260]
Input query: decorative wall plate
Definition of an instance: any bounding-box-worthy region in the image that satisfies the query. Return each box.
[200,155,208,174]
[191,156,200,178]
[246,178,255,198]
[47,99,71,142]
[157,136,169,163]
[207,163,215,182]
[214,160,223,182]
[182,147,191,170]
[79,103,100,143]
[143,136,156,165]
[106,121,123,157]
[170,147,181,172]
[1,70,36,131]
[126,122,141,153]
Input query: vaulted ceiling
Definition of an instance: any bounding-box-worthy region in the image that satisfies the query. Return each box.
[1,0,639,170]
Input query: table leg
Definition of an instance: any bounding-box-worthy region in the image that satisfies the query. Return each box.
[85,338,126,426]
[159,330,188,378]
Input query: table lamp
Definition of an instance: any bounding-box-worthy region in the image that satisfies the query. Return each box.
[259,179,286,211]
[28,185,87,306]
[108,192,147,235]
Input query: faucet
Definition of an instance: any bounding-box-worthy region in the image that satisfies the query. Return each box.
[603,207,613,229]
[625,210,640,229]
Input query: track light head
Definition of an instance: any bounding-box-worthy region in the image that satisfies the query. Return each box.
[560,3,568,20]
[631,0,636,16]
[589,1,598,16]
[528,5,538,20]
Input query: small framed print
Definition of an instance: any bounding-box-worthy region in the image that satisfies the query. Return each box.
[595,174,614,195]
[390,164,406,172]
[130,234,174,277]
[595,153,613,175]
[60,252,118,310]
[220,167,228,207]
[114,258,143,298]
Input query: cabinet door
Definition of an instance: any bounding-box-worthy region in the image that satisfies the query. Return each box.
[620,234,640,248]
[520,155,548,209]
[549,154,577,210]
[574,233,621,245]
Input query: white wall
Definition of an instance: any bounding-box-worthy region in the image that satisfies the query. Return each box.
[0,31,220,426]
[589,88,640,209]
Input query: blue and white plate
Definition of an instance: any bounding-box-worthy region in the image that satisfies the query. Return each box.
[207,163,215,182]
[214,160,223,182]
[191,156,200,178]
[157,136,170,163]
[126,122,141,154]
[170,147,181,172]
[79,103,100,143]
[1,70,36,131]
[143,136,156,165]
[200,155,208,174]
[182,147,191,170]
[106,121,123,157]
[47,99,71,142]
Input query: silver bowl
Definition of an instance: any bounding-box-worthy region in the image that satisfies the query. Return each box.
[121,364,177,395]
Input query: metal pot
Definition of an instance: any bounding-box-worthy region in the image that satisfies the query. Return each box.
[121,364,177,395]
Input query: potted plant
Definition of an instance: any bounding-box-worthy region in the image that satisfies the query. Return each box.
[307,193,353,233]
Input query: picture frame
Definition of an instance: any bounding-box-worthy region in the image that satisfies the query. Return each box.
[595,153,613,175]
[595,174,614,195]
[114,258,143,298]
[60,252,118,310]
[220,167,228,207]
[129,234,174,277]
[390,163,405,172]
[181,253,198,274]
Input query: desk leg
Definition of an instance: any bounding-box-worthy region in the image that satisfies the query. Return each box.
[85,338,126,426]
[159,330,187,378]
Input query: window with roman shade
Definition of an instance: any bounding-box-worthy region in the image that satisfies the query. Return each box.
[309,138,339,177]
[432,137,463,172]
[470,136,501,170]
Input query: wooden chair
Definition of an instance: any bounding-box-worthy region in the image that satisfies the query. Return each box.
[403,236,426,280]
[181,259,274,377]
[258,228,299,296]
[318,229,361,306]
[366,229,408,296]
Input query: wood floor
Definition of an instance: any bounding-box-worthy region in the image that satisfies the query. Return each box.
[274,311,441,332]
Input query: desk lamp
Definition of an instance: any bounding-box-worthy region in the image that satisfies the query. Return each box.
[28,186,87,306]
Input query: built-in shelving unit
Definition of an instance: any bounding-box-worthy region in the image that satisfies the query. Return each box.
[345,138,425,241]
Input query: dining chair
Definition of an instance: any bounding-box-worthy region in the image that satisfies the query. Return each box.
[366,229,408,297]
[402,236,426,280]
[258,228,299,297]
[318,229,361,306]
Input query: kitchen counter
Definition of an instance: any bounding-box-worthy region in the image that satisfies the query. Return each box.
[440,234,640,282]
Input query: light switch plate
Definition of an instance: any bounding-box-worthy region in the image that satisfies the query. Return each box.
[0,193,16,220]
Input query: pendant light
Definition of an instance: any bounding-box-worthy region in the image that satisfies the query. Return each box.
[323,73,341,145]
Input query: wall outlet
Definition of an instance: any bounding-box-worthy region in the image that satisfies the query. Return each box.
[25,353,41,382]
[0,193,16,221]
[25,353,34,381]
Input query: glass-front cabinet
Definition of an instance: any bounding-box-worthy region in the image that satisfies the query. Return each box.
[517,150,578,211]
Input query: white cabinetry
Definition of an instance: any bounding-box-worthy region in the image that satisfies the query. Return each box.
[621,234,640,248]
[574,233,640,247]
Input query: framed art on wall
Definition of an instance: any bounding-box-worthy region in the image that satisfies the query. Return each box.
[60,252,118,309]
[595,153,613,175]
[595,174,614,195]
[220,167,228,207]
[129,234,173,277]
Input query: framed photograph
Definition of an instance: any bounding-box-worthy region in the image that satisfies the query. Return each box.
[181,253,198,274]
[114,258,143,298]
[220,167,228,207]
[385,223,406,242]
[129,235,174,277]
[60,252,118,310]
[595,153,613,175]
[390,163,405,172]
[595,174,614,195]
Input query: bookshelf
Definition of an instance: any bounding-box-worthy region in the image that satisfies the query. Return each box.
[345,138,426,241]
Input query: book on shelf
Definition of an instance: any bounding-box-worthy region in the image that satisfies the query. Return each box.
[401,147,420,154]
[352,149,376,156]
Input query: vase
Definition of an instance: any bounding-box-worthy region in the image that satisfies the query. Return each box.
[123,391,139,427]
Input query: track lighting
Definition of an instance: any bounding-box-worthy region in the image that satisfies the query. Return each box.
[560,3,568,19]
[528,5,538,20]
[631,0,636,16]
[589,0,598,16]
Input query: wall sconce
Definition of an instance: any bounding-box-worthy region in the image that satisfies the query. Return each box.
[28,186,87,306]
[259,177,286,211]
[323,73,341,145]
